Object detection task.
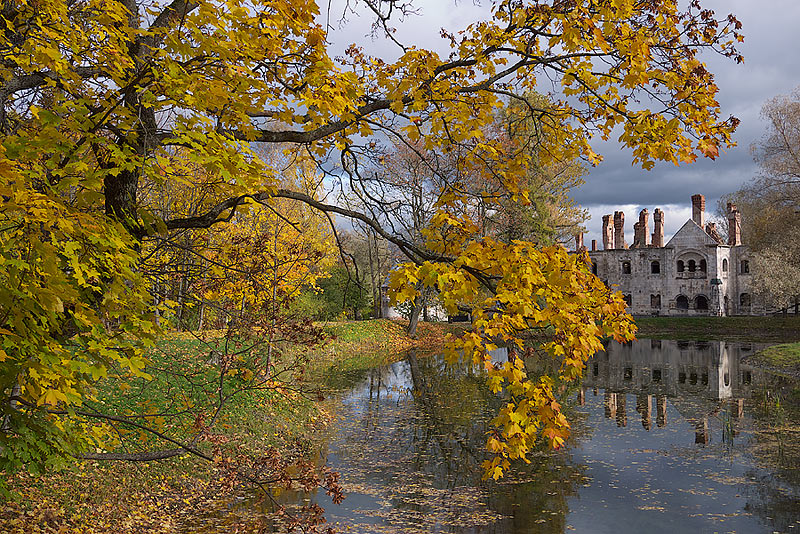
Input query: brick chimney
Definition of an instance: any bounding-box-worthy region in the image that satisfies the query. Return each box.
[632,209,650,248]
[691,194,705,228]
[591,239,597,251]
[613,211,627,249]
[705,222,723,244]
[652,208,664,247]
[575,232,584,251]
[727,202,741,246]
[602,214,615,250]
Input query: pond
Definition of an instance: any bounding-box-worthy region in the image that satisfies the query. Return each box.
[306,339,800,534]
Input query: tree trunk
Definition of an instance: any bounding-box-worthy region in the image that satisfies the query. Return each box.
[407,292,423,338]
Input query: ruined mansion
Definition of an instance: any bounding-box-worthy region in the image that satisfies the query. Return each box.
[579,194,760,316]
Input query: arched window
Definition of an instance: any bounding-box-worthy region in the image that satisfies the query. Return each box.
[741,260,750,273]
[677,260,685,272]
[622,261,631,274]
[676,295,689,309]
[694,295,709,310]
[699,259,707,272]
[651,261,660,274]
[592,262,597,275]
[650,294,661,308]
[688,259,696,272]
[623,294,632,306]
[740,293,751,307]
[722,258,728,272]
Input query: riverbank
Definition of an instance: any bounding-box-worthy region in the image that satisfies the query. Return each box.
[746,342,800,379]
[0,319,458,534]
[634,315,800,343]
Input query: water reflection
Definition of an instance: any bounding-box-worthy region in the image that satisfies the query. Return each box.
[308,339,798,534]
[582,339,766,446]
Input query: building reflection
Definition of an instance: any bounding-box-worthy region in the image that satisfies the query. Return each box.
[583,339,765,444]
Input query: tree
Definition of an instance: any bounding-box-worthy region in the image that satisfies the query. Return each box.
[2,0,743,493]
[723,87,800,310]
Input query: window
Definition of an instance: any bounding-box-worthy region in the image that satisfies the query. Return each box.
[623,294,632,306]
[622,261,631,274]
[688,259,696,272]
[652,369,662,383]
[741,260,750,273]
[651,261,660,274]
[740,293,751,307]
[676,295,689,309]
[624,367,633,381]
[694,295,709,310]
[677,260,685,272]
[699,259,707,272]
[650,294,661,308]
[722,258,728,272]
[592,262,597,275]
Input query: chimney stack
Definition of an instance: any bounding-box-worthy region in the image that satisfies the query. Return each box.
[591,239,597,252]
[705,222,723,244]
[614,211,627,249]
[691,194,705,228]
[727,202,741,246]
[602,214,615,250]
[575,232,584,252]
[632,209,650,248]
[652,208,664,247]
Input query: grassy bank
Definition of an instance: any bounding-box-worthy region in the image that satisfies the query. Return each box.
[634,315,800,343]
[747,342,800,379]
[1,319,458,534]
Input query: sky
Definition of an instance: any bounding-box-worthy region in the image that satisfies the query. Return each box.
[323,0,800,245]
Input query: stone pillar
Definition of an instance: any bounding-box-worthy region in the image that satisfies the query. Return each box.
[613,211,627,249]
[616,393,627,427]
[691,194,705,228]
[656,395,667,427]
[695,417,710,445]
[575,232,584,251]
[591,239,597,251]
[632,209,650,248]
[652,208,664,247]
[602,214,615,250]
[727,202,741,246]
[636,393,652,430]
[604,391,617,419]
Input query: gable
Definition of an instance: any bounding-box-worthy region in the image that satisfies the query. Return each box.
[665,219,718,248]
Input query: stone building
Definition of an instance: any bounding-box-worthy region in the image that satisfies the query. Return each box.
[580,194,760,316]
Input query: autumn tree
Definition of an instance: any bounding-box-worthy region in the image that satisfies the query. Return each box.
[486,93,588,245]
[721,87,800,310]
[1,0,744,492]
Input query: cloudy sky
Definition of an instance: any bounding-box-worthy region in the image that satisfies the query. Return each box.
[324,0,800,244]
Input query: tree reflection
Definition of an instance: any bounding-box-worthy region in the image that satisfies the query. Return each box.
[323,349,587,533]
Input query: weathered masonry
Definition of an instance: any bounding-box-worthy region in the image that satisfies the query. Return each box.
[579,194,760,316]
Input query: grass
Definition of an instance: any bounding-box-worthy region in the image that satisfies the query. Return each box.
[748,342,800,378]
[634,315,800,342]
[1,319,460,534]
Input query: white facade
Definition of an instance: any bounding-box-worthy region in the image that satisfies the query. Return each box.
[586,200,760,316]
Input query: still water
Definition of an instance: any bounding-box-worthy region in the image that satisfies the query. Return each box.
[309,339,800,533]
